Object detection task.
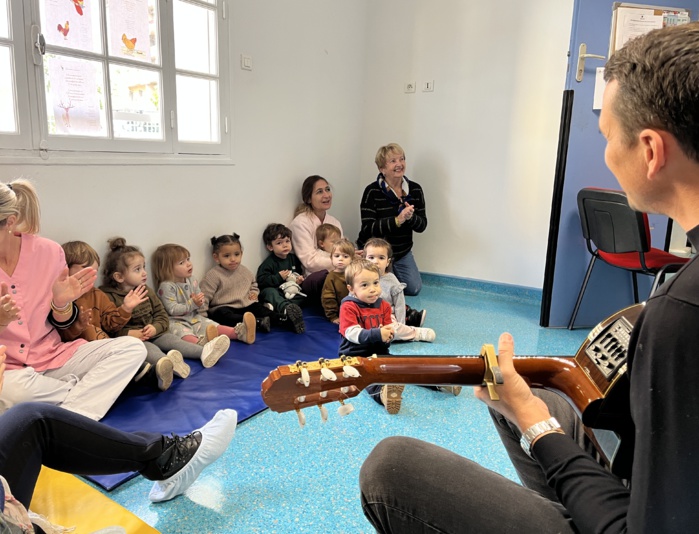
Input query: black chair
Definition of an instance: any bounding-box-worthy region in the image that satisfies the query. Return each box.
[568,188,689,329]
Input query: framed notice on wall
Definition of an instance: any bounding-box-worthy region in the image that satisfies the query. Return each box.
[610,3,691,54]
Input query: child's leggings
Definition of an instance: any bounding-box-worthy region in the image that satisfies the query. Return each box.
[144,332,203,363]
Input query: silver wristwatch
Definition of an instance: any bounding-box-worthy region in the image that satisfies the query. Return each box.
[520,417,561,457]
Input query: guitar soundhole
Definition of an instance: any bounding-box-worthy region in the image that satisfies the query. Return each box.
[585,316,633,379]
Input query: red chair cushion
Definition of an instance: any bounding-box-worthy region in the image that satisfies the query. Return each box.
[599,248,690,271]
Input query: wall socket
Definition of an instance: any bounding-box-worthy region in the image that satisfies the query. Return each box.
[404,82,416,93]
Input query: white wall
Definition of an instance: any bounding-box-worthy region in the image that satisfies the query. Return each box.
[0,0,368,280]
[1,0,573,289]
[360,0,574,287]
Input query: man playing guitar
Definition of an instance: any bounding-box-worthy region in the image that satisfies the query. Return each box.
[359,23,699,533]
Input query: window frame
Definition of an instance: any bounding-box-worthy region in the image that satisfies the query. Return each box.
[0,0,231,163]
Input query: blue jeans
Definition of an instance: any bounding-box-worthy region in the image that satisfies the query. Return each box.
[359,390,588,533]
[391,251,422,295]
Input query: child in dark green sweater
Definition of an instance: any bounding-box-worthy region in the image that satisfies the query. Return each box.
[256,224,306,333]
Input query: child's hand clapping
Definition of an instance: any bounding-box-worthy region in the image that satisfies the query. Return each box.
[279,270,291,280]
[380,324,394,343]
[76,305,92,332]
[122,285,148,313]
[248,291,258,302]
[191,292,205,307]
[0,283,20,328]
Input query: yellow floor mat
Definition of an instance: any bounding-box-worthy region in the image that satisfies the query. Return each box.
[29,467,159,533]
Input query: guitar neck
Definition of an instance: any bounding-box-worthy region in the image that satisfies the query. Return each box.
[357,355,597,413]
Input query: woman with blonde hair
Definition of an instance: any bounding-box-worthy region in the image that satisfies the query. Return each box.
[0,179,146,420]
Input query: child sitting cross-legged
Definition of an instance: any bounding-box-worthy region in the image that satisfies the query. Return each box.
[321,238,355,324]
[100,238,231,390]
[151,243,256,346]
[364,238,435,343]
[59,240,152,382]
[256,223,306,334]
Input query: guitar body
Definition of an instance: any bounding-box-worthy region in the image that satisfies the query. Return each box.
[261,303,644,477]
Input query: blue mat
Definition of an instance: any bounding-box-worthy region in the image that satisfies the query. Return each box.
[88,309,340,490]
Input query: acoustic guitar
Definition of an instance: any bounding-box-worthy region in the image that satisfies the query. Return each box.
[261,303,644,478]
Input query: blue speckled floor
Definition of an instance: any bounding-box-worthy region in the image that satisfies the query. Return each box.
[97,278,588,533]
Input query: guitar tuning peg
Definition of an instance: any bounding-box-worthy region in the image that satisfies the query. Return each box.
[337,400,354,417]
[319,404,329,423]
[340,387,349,394]
[319,391,328,398]
[320,367,337,381]
[296,409,306,428]
[300,367,310,387]
[343,365,360,378]
[297,395,306,403]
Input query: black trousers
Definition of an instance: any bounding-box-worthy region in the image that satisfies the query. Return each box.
[0,402,166,507]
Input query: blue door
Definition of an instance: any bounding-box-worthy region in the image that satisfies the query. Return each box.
[541,0,697,328]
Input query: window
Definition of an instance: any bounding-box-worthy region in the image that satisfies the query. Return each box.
[0,0,230,159]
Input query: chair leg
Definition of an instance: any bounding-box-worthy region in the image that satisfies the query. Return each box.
[568,256,596,329]
[631,272,639,303]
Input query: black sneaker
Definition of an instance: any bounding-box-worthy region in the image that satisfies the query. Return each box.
[405,306,426,327]
[284,303,305,334]
[256,316,271,333]
[142,431,202,480]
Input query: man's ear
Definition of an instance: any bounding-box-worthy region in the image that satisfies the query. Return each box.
[640,128,666,178]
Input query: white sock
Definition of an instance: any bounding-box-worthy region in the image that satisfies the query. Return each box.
[149,409,238,502]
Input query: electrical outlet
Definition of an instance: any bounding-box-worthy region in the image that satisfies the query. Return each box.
[404,82,416,93]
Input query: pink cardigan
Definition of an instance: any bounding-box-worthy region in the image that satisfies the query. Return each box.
[0,234,85,371]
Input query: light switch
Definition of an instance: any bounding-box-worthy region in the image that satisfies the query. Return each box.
[241,54,253,71]
[423,80,434,92]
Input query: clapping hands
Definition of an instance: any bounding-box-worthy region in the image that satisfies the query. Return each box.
[0,283,20,327]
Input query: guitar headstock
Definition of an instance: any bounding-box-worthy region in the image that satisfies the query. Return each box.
[261,356,371,423]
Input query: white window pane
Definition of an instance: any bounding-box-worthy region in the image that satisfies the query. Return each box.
[0,0,9,39]
[110,64,163,140]
[43,54,108,137]
[40,0,103,55]
[176,75,219,143]
[174,1,217,76]
[106,0,160,65]
[0,45,17,133]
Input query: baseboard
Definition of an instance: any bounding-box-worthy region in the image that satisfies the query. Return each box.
[421,272,542,305]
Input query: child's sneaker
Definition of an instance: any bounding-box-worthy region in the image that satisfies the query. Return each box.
[155,358,174,391]
[284,303,305,334]
[406,306,426,327]
[201,335,230,368]
[256,316,271,333]
[133,362,152,382]
[380,385,405,415]
[166,350,190,379]
[205,324,218,343]
[437,386,463,396]
[416,327,436,342]
[234,312,256,344]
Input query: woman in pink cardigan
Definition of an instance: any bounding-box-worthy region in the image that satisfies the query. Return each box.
[288,175,346,304]
[0,179,145,420]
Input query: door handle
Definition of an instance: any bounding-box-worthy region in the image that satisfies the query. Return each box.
[576,43,606,82]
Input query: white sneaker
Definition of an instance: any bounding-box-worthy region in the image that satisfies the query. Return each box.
[201,335,230,368]
[149,409,238,502]
[166,350,191,379]
[155,358,174,391]
[416,327,436,342]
